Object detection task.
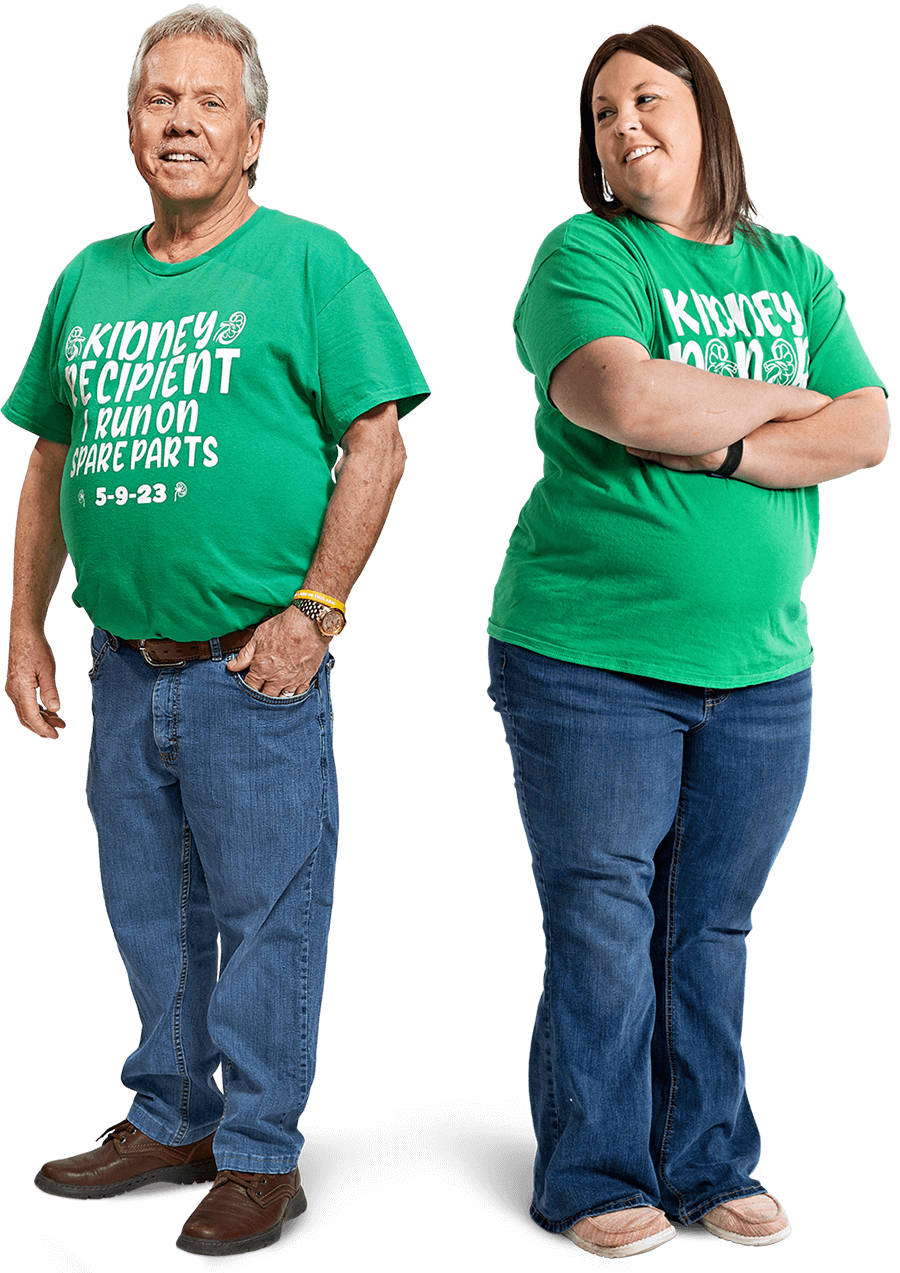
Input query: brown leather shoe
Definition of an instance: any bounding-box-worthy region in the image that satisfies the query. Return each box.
[35,1120,218,1199]
[177,1168,307,1255]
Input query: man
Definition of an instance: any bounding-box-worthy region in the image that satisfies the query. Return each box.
[4,4,427,1257]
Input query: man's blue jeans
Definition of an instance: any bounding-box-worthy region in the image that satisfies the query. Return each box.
[86,628,338,1173]
[487,639,811,1229]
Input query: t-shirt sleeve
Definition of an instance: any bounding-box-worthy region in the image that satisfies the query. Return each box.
[805,253,885,399]
[315,268,429,442]
[514,243,650,392]
[2,283,74,443]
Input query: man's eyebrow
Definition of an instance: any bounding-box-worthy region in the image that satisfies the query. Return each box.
[142,81,230,96]
[592,80,661,104]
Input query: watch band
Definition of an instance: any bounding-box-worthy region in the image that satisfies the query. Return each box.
[708,438,744,479]
[292,589,345,614]
[290,590,347,636]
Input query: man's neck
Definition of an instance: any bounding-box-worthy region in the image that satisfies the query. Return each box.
[144,191,259,263]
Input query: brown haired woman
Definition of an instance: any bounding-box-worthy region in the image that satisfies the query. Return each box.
[487,25,888,1260]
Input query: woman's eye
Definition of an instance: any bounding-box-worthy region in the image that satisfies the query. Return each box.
[598,94,656,121]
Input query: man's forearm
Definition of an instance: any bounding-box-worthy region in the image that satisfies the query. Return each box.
[10,438,69,633]
[301,402,406,603]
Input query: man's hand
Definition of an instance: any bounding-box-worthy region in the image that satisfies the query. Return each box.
[6,628,65,738]
[225,400,405,699]
[227,606,330,697]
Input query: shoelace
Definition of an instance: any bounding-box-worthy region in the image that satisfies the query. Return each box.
[212,1169,271,1196]
[96,1120,137,1145]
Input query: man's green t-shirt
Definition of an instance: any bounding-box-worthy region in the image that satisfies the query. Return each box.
[488,214,884,688]
[3,207,429,640]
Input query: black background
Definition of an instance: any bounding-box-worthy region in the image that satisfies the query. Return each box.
[12,14,885,1267]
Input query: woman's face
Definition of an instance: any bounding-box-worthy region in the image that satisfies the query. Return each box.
[592,50,706,236]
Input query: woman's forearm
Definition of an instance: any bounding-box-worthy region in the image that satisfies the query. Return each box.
[550,337,830,453]
[626,387,889,487]
[735,388,889,488]
[628,359,828,453]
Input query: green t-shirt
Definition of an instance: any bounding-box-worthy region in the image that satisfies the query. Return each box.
[4,207,429,640]
[488,213,884,688]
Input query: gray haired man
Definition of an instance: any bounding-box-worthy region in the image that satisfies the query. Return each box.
[4,4,427,1255]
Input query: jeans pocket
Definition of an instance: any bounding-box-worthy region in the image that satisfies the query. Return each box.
[88,629,113,680]
[228,668,319,706]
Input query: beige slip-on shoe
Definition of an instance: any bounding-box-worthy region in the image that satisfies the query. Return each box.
[565,1206,676,1258]
[700,1193,791,1246]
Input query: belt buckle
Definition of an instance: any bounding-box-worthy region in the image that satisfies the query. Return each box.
[138,640,186,669]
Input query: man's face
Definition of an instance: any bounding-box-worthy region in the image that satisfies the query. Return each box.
[128,35,263,210]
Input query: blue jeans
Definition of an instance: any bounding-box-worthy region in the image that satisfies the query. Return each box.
[487,639,811,1229]
[86,628,338,1173]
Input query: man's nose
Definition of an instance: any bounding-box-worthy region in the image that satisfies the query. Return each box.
[164,105,200,134]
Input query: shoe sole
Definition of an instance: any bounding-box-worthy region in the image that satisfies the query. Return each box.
[564,1224,676,1258]
[699,1217,792,1246]
[34,1158,218,1200]
[175,1185,308,1256]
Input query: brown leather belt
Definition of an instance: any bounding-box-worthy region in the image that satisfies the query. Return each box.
[122,625,259,668]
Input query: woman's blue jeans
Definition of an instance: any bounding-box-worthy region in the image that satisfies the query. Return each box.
[487,638,811,1229]
[86,629,338,1173]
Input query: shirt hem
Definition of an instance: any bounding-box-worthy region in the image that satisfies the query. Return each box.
[486,623,814,690]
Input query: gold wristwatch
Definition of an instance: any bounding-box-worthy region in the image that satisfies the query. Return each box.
[291,589,347,637]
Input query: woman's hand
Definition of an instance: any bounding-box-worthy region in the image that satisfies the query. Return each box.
[625,446,728,472]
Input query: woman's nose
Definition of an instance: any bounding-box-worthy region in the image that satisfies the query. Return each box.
[615,107,640,135]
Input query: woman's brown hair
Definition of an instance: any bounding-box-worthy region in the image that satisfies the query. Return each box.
[579,25,757,244]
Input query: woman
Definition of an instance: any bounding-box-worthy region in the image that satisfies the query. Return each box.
[487,25,887,1260]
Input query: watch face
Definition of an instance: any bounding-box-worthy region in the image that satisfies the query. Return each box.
[320,609,346,636]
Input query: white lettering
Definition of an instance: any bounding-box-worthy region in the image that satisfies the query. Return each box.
[105,322,125,358]
[147,320,175,360]
[173,314,195,357]
[193,311,218,349]
[125,363,154,401]
[724,293,764,337]
[751,291,781,336]
[84,323,111,359]
[97,362,118,404]
[662,289,700,336]
[161,356,185,399]
[184,350,211,395]
[119,320,149,360]
[78,361,96,406]
[690,290,712,336]
[215,348,240,393]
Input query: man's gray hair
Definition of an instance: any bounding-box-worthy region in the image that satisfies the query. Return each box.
[128,4,268,189]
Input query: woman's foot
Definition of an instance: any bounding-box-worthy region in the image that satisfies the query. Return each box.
[700,1194,791,1246]
[565,1207,676,1258]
